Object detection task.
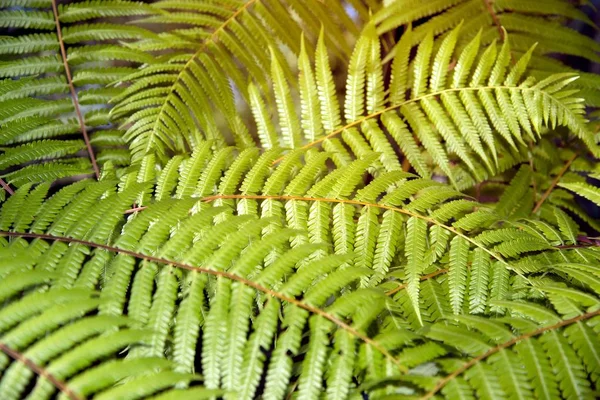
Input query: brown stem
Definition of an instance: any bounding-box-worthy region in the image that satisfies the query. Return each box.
[270,85,548,165]
[0,342,81,400]
[532,153,577,213]
[51,0,99,180]
[474,182,482,202]
[385,268,449,296]
[0,231,405,372]
[0,178,14,195]
[201,194,510,271]
[124,205,148,214]
[421,309,600,399]
[483,0,505,40]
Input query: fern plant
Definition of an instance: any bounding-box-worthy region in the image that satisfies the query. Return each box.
[1,0,599,399]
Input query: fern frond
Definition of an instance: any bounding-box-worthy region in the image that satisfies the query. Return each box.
[448,236,470,314]
[1,5,599,398]
[376,0,600,106]
[58,0,160,22]
[113,0,363,161]
[115,14,595,185]
[558,181,600,206]
[270,48,301,149]
[0,164,565,397]
[0,0,158,186]
[112,147,598,328]
[0,268,204,400]
[253,26,595,189]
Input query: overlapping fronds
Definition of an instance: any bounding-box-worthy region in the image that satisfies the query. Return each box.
[1,2,599,399]
[0,179,408,398]
[0,0,157,188]
[396,243,600,398]
[1,145,599,397]
[215,25,597,189]
[472,136,600,232]
[376,0,599,60]
[375,0,600,105]
[400,302,600,399]
[111,0,369,162]
[0,259,219,400]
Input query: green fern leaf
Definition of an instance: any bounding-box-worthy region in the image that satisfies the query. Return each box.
[558,181,600,206]
[448,236,469,314]
[316,28,342,132]
[405,216,428,325]
[270,49,301,149]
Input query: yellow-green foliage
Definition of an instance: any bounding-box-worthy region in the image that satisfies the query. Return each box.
[0,1,599,399]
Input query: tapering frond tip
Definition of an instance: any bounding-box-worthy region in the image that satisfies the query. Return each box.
[269,46,301,149]
[361,20,378,39]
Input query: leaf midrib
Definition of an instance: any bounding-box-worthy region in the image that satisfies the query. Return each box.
[273,83,579,164]
[147,0,259,155]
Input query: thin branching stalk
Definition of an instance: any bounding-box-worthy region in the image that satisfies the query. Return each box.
[0,342,81,400]
[50,0,99,179]
[483,0,505,40]
[0,178,14,196]
[271,85,571,165]
[201,194,519,276]
[0,230,406,373]
[533,153,578,213]
[421,309,600,399]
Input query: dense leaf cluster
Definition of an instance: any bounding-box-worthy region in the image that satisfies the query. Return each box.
[0,1,599,399]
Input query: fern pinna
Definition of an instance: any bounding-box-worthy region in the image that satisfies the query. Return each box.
[1,0,599,399]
